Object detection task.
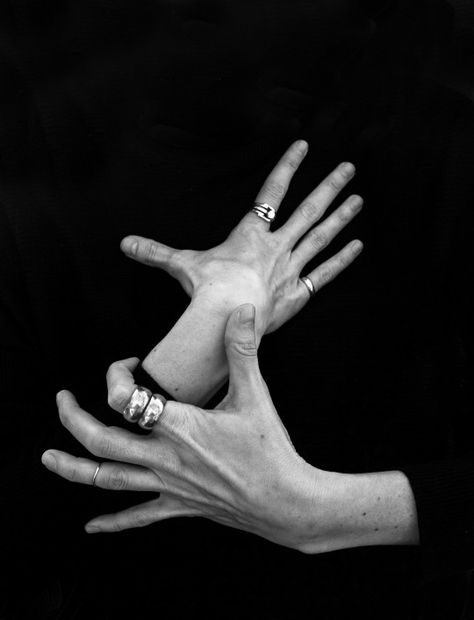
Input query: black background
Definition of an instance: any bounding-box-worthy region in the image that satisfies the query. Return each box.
[1,1,474,618]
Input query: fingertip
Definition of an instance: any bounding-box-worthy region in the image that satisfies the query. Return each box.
[85,522,101,534]
[352,239,364,252]
[120,237,138,256]
[41,451,57,470]
[295,139,308,154]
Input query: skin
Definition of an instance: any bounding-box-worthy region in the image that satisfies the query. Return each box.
[42,305,419,550]
[119,140,364,404]
[41,140,419,549]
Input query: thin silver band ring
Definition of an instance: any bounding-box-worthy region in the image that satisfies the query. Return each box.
[92,464,101,487]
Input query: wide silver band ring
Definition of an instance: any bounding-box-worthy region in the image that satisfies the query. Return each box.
[252,202,276,223]
[123,386,153,423]
[139,394,167,430]
[300,276,316,298]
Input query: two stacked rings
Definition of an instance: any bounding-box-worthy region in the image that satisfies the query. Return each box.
[123,386,167,430]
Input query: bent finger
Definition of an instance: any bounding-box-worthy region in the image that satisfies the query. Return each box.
[277,162,356,247]
[298,240,364,302]
[239,140,308,231]
[41,450,162,492]
[57,390,146,464]
[84,495,196,533]
[291,195,363,270]
[106,357,140,413]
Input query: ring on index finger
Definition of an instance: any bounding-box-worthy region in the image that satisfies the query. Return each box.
[123,386,152,422]
[251,202,277,224]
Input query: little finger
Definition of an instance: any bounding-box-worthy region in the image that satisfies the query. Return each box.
[85,495,197,533]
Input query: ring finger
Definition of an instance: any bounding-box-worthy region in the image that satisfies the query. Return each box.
[239,140,308,230]
[41,450,162,492]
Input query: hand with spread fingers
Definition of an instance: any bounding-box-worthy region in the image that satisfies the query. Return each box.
[42,305,330,549]
[120,141,364,404]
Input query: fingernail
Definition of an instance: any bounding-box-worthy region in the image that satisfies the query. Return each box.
[42,452,56,470]
[85,524,100,534]
[341,162,355,176]
[122,238,138,255]
[239,304,255,324]
[296,139,308,153]
[56,391,63,403]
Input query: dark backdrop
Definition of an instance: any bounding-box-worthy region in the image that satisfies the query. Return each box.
[1,1,474,619]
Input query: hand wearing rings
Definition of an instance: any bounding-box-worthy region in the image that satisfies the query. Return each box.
[118,140,364,350]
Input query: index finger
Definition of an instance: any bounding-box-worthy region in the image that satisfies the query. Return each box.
[239,140,308,230]
[106,357,140,413]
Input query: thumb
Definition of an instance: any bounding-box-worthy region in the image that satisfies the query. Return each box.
[121,235,178,274]
[225,304,261,404]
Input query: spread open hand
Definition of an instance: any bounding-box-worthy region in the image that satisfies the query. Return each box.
[121,141,363,336]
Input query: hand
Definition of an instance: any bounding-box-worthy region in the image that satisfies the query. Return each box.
[41,304,326,551]
[121,140,363,337]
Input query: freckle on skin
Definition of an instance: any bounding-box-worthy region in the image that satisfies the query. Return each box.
[362,512,367,516]
[260,434,265,440]
[374,528,379,532]
[377,497,381,501]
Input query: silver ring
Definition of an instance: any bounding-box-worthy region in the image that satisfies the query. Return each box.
[123,386,153,423]
[251,202,276,223]
[300,276,316,298]
[92,464,101,487]
[139,393,167,430]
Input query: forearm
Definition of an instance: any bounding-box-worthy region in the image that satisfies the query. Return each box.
[300,469,420,554]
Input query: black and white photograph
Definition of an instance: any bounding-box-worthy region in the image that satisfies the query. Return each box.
[1,1,473,618]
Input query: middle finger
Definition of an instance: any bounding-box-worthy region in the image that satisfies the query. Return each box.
[57,390,146,464]
[275,162,356,247]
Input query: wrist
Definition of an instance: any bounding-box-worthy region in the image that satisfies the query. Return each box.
[295,468,420,554]
[193,285,270,343]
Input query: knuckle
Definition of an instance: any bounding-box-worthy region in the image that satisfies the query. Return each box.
[92,433,115,459]
[107,468,129,491]
[263,180,286,201]
[230,340,258,358]
[309,229,329,249]
[299,200,320,223]
[134,512,152,528]
[328,174,344,192]
[319,267,334,285]
[145,242,158,264]
[285,154,299,170]
[65,465,79,482]
[107,384,130,411]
